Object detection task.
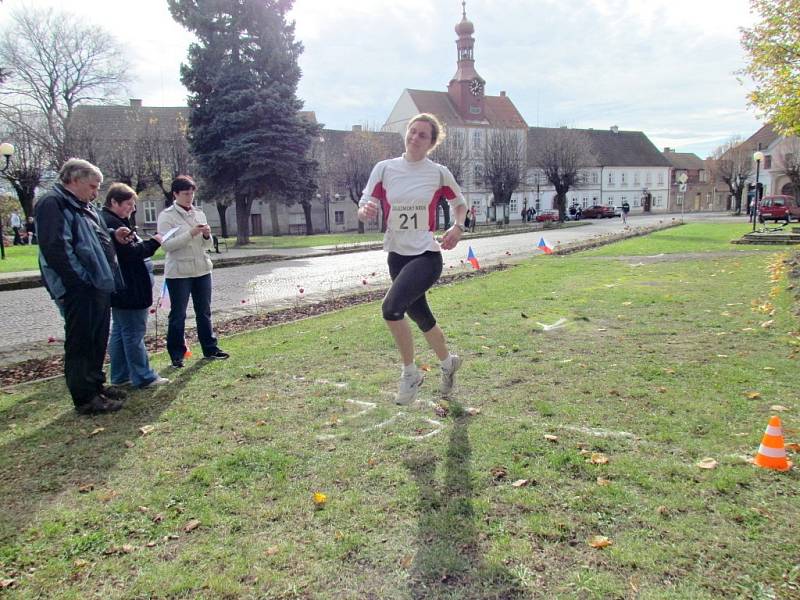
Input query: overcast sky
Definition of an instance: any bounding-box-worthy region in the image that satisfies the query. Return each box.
[0,0,763,158]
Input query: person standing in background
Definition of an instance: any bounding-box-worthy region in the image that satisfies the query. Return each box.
[10,210,22,245]
[157,175,229,368]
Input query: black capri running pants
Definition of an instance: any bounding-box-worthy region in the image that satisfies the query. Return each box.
[382,251,443,332]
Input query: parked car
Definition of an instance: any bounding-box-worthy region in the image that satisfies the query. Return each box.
[758,195,800,223]
[535,210,559,222]
[581,205,616,219]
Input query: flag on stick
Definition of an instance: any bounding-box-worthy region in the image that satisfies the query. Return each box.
[537,237,553,254]
[157,281,171,310]
[467,246,480,269]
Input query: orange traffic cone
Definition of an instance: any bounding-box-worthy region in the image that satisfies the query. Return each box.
[183,337,192,359]
[753,416,792,471]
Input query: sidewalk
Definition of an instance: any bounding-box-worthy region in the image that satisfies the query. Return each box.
[0,221,568,291]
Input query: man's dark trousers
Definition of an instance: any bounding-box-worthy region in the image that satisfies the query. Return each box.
[63,286,111,407]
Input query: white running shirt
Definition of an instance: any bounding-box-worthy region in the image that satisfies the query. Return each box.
[360,155,466,256]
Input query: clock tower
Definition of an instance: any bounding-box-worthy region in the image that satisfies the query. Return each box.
[447,1,485,121]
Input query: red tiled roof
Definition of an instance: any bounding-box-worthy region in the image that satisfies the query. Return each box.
[406,89,527,129]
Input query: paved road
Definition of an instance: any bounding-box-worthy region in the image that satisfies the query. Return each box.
[0,213,743,364]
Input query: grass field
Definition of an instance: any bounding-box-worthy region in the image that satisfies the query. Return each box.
[1,223,798,599]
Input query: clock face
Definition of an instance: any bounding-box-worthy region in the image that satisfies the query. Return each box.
[470,79,484,96]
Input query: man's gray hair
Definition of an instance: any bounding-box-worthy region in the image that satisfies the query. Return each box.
[58,158,103,185]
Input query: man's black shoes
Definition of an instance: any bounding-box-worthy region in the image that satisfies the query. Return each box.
[204,350,230,360]
[171,359,184,368]
[75,395,124,416]
[100,386,127,401]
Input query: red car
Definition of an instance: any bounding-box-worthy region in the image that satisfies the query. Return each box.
[581,205,616,219]
[535,211,559,222]
[758,195,800,223]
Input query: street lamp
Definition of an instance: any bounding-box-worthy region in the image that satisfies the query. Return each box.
[677,172,688,222]
[752,150,764,232]
[0,142,15,260]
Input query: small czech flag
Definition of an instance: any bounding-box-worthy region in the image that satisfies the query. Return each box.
[467,246,480,269]
[537,237,553,254]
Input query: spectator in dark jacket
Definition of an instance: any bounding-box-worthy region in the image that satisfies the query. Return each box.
[36,159,130,415]
[102,184,170,389]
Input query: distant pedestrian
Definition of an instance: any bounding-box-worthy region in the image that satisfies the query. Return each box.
[25,216,36,244]
[102,183,170,389]
[36,158,130,415]
[470,206,477,231]
[157,175,229,368]
[10,210,22,245]
[621,201,630,224]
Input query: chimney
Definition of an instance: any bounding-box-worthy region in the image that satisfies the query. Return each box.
[130,99,143,109]
[664,147,673,153]
[610,125,619,134]
[499,91,506,97]
[352,125,362,132]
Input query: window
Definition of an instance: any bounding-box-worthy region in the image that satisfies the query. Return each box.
[764,155,772,169]
[510,198,518,213]
[143,200,156,223]
[621,172,626,186]
[608,171,614,185]
[582,197,588,208]
[607,195,614,204]
[657,172,664,185]
[591,171,599,184]
[645,172,652,185]
[334,210,344,225]
[656,194,663,207]
[634,172,640,185]
[472,130,482,150]
[699,169,708,183]
[469,106,481,115]
[474,163,484,185]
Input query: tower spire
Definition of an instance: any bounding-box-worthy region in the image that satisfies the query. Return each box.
[462,0,466,19]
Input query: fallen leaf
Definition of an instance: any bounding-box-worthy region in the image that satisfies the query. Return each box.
[98,490,118,502]
[145,541,157,548]
[543,434,559,442]
[761,320,774,328]
[139,425,155,436]
[770,405,789,412]
[152,514,164,524]
[696,457,718,470]
[400,554,413,569]
[589,452,609,465]
[746,391,761,400]
[419,364,431,372]
[104,544,134,555]
[78,483,94,493]
[256,420,267,426]
[465,407,481,416]
[663,368,676,375]
[89,427,105,437]
[657,386,667,393]
[1,578,16,589]
[183,519,201,532]
[434,404,449,418]
[596,477,611,486]
[511,479,530,488]
[621,301,632,306]
[73,559,89,568]
[367,457,378,467]
[656,505,669,516]
[785,442,800,453]
[717,354,729,358]
[588,535,613,549]
[124,440,135,448]
[763,366,776,371]
[266,546,279,556]
[313,492,327,508]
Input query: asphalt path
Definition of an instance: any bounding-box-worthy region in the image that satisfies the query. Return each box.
[0,213,743,364]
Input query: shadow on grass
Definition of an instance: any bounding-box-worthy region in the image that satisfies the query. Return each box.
[404,401,523,600]
[0,361,209,545]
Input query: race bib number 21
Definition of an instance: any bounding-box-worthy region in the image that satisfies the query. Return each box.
[388,204,428,232]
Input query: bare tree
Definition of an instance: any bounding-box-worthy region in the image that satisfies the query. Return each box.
[779,138,800,200]
[0,109,48,218]
[0,6,129,165]
[529,128,594,222]
[338,129,396,233]
[431,129,467,229]
[483,129,527,224]
[141,114,192,206]
[712,137,753,215]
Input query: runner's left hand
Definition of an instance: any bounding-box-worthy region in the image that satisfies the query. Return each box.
[440,226,461,250]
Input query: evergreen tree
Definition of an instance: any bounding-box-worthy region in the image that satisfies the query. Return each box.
[169,0,319,244]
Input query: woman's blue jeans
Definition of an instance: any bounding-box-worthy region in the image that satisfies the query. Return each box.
[109,307,159,387]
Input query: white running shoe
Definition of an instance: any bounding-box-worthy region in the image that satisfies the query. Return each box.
[143,376,171,388]
[395,371,424,406]
[440,355,462,396]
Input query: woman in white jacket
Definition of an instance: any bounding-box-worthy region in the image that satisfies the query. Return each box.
[157,176,229,367]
